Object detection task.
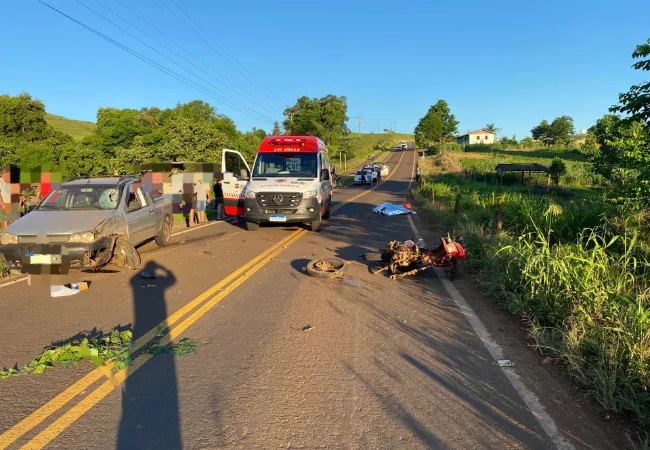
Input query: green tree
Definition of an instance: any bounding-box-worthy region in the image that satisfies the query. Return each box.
[272,121,282,135]
[282,95,350,145]
[161,116,227,163]
[485,123,497,133]
[0,93,73,168]
[611,37,650,125]
[531,116,574,145]
[588,38,650,207]
[414,100,458,147]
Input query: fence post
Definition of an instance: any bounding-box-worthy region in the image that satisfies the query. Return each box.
[495,209,503,233]
[454,194,461,214]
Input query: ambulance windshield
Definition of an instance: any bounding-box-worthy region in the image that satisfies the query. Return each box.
[252,153,318,178]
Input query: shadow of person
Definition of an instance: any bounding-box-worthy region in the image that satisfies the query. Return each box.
[117,261,181,450]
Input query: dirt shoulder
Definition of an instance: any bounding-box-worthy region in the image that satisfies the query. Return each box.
[408,206,632,450]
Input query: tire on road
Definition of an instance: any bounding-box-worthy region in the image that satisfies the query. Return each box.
[112,237,141,270]
[305,258,347,279]
[246,221,260,231]
[155,215,172,247]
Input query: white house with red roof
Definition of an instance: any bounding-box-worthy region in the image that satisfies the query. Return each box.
[456,128,495,145]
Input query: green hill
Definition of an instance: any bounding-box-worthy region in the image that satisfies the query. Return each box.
[46,113,96,140]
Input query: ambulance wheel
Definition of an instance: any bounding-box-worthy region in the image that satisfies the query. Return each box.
[311,211,322,232]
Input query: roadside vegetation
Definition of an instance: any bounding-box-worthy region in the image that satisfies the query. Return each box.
[410,37,650,433]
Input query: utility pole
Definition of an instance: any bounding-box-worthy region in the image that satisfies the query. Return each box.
[355,116,363,134]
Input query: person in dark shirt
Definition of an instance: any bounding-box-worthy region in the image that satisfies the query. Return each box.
[213,174,225,220]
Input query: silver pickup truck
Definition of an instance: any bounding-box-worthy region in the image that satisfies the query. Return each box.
[0,176,173,272]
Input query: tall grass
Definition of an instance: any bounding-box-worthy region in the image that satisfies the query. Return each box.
[476,228,650,426]
[412,150,650,427]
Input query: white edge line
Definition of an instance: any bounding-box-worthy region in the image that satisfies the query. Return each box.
[405,213,574,450]
[0,218,235,288]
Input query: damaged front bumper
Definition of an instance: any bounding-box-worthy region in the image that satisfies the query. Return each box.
[0,236,117,272]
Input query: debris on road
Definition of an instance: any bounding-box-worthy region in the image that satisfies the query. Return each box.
[372,202,417,216]
[302,325,313,331]
[144,337,197,356]
[1,329,133,379]
[140,271,156,279]
[496,359,515,367]
[305,258,347,279]
[363,234,466,280]
[50,282,89,297]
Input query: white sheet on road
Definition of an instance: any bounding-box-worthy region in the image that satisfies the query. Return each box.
[372,203,417,216]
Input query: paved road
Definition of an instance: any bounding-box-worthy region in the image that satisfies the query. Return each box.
[0,150,619,449]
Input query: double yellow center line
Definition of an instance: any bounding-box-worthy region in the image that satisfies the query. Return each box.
[1,149,407,449]
[1,229,305,449]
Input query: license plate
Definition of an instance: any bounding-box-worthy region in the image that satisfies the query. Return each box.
[29,254,61,264]
[269,215,287,222]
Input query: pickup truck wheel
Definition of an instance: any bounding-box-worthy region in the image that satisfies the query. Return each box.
[113,238,141,270]
[155,215,172,247]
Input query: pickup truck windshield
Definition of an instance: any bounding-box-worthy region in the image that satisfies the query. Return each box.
[37,185,122,210]
[252,153,317,178]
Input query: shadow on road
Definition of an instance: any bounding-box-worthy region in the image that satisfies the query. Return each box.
[117,261,181,450]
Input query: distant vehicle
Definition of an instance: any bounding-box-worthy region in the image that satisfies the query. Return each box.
[363,166,378,183]
[400,141,407,150]
[354,169,373,185]
[0,176,173,271]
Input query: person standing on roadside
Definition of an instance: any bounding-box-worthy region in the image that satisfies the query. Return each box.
[212,174,225,220]
[194,179,210,225]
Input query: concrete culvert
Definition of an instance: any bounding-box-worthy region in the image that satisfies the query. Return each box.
[305,258,347,279]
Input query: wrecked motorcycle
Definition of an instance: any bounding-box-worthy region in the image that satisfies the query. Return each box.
[362,234,467,280]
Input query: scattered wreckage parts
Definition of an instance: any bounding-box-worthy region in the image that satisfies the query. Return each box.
[305,258,347,279]
[363,236,466,280]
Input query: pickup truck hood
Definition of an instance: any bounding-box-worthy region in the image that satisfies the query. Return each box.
[4,210,114,235]
[248,178,318,193]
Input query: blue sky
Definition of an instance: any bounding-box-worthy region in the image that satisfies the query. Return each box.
[1,0,648,140]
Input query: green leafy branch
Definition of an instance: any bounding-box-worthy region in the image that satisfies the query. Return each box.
[1,328,199,380]
[0,329,132,380]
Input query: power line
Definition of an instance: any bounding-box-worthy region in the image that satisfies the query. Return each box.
[37,0,275,126]
[102,0,281,117]
[73,0,276,122]
[165,0,284,106]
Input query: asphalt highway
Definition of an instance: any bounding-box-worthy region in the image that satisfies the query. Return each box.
[0,150,619,449]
